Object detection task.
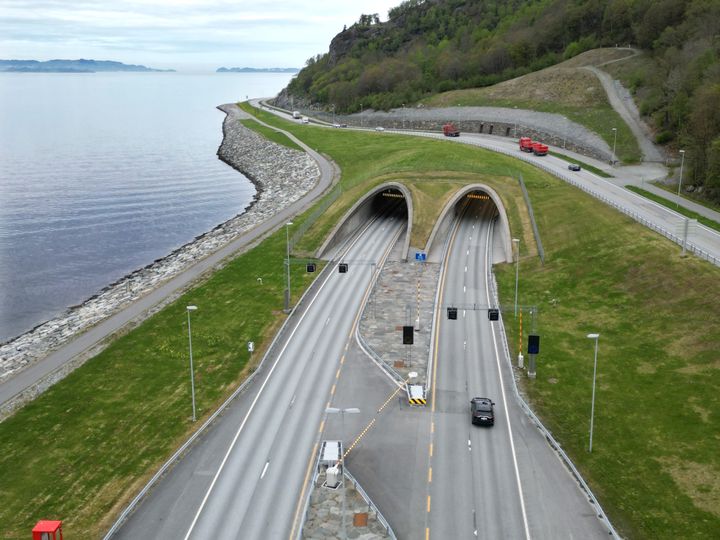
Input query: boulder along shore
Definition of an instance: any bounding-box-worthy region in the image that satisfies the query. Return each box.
[0,103,319,399]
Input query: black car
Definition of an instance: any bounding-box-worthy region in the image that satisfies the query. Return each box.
[470,397,495,426]
[568,163,581,171]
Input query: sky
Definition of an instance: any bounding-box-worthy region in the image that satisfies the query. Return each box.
[0,0,401,71]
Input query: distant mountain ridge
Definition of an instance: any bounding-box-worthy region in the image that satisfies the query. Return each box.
[216,67,298,73]
[0,59,175,73]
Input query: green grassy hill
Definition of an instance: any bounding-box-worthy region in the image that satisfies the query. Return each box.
[285,0,720,200]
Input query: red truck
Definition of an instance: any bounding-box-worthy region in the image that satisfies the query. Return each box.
[519,137,534,152]
[443,123,460,137]
[532,142,548,156]
[519,137,548,156]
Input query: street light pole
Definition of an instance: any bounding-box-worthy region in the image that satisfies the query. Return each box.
[332,104,336,125]
[513,238,520,318]
[611,127,617,166]
[186,305,198,422]
[285,222,293,312]
[676,149,685,208]
[587,333,600,452]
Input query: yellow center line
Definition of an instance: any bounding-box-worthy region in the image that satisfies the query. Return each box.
[330,384,336,395]
[428,467,432,483]
[426,528,430,540]
[431,421,434,434]
[335,368,341,379]
[427,495,431,513]
[429,443,433,457]
[318,420,324,433]
[288,441,319,540]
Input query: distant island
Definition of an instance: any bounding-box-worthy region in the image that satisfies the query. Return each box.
[0,59,175,73]
[216,67,299,73]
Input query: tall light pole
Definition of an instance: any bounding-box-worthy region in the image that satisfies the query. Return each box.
[360,103,363,127]
[676,149,685,208]
[326,407,361,540]
[332,104,336,125]
[284,222,293,312]
[587,333,600,452]
[513,238,520,318]
[611,127,618,166]
[186,305,198,422]
[513,105,518,138]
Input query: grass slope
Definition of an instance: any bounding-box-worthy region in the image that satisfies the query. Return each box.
[0,104,717,539]
[424,48,642,164]
[495,172,720,538]
[625,186,720,233]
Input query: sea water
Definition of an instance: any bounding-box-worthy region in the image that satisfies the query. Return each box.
[0,71,292,342]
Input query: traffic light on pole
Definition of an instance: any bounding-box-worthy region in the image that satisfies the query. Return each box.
[403,325,414,344]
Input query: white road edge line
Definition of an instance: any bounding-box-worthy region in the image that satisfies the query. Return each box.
[183,219,377,540]
[484,218,531,540]
[261,461,270,480]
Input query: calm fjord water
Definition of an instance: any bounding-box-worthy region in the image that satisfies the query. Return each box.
[0,72,292,342]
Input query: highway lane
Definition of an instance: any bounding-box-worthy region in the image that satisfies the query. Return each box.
[412,129,720,264]
[429,197,609,539]
[115,212,404,539]
[258,99,719,264]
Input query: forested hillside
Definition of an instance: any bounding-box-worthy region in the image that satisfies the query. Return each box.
[285,0,720,198]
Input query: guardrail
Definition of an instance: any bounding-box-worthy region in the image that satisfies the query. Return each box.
[344,468,397,539]
[407,131,720,268]
[294,451,397,539]
[103,261,338,539]
[488,268,622,538]
[517,173,545,264]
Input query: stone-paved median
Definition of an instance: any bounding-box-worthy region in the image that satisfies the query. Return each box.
[360,258,440,386]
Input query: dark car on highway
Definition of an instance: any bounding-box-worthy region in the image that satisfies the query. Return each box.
[568,163,581,171]
[470,397,495,426]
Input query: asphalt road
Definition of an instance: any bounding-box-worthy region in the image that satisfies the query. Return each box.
[262,101,720,265]
[114,213,405,539]
[407,129,720,264]
[427,198,609,539]
[0,104,336,409]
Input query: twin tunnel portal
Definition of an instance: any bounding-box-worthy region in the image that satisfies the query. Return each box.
[317,181,515,265]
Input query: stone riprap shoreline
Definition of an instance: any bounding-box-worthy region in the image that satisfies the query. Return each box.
[0,104,319,392]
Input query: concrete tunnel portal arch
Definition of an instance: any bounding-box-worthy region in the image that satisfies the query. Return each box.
[425,184,513,264]
[316,182,413,260]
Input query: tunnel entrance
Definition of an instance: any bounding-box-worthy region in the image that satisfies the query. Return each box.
[316,183,412,260]
[425,185,513,264]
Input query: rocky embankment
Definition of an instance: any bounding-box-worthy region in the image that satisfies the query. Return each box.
[0,104,319,399]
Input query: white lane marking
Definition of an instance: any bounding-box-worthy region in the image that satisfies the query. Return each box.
[260,461,270,479]
[184,218,383,539]
[290,394,296,408]
[468,439,472,451]
[324,317,331,327]
[467,249,470,256]
[483,219,531,540]
[465,266,467,273]
[463,340,467,350]
[463,285,466,293]
[463,310,466,318]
